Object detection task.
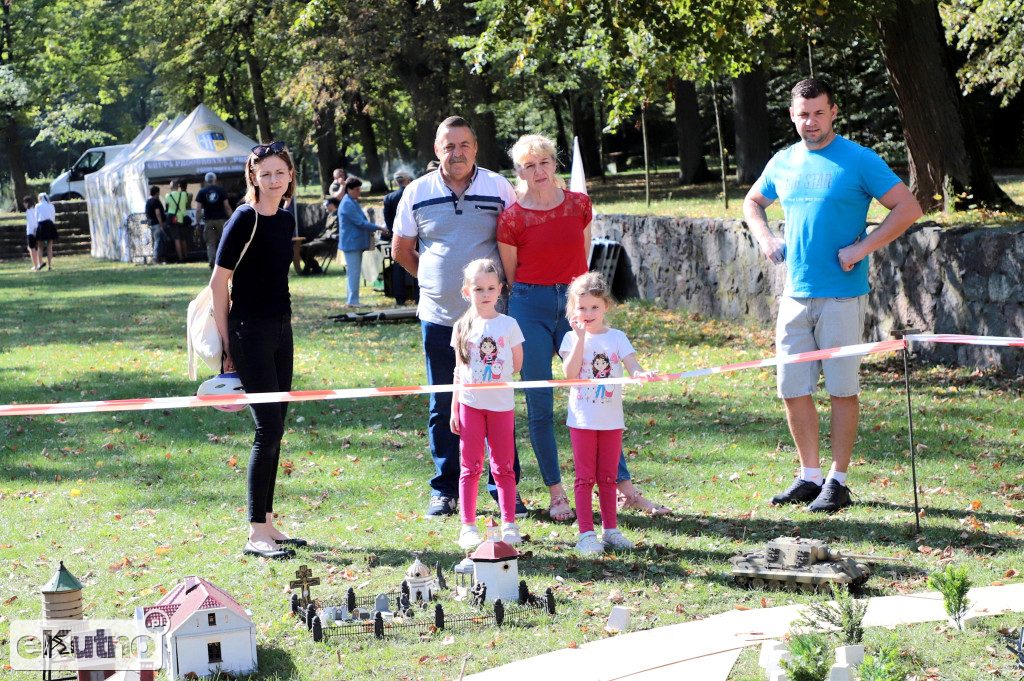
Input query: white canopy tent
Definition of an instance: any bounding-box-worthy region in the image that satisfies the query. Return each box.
[85,104,258,261]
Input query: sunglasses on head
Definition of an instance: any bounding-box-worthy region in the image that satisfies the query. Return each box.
[251,141,287,158]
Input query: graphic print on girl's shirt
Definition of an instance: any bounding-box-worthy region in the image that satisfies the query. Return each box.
[590,352,614,401]
[479,336,501,381]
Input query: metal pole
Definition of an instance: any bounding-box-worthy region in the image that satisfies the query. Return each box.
[896,329,922,533]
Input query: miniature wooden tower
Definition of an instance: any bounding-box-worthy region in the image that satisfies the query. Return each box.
[469,518,520,603]
[41,561,84,621]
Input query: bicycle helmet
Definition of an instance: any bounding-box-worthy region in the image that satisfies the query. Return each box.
[197,372,246,413]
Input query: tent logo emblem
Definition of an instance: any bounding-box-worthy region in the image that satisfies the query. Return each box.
[196,126,228,152]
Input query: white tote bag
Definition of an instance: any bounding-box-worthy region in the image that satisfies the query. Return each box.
[187,211,259,380]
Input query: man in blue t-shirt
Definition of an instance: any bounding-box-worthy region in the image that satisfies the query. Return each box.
[743,78,922,513]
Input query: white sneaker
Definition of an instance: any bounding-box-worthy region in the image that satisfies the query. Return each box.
[602,528,634,550]
[575,531,604,555]
[501,522,522,545]
[457,524,483,550]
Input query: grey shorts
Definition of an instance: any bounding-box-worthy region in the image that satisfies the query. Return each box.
[776,295,867,399]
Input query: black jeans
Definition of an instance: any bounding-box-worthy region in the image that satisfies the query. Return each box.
[229,314,293,523]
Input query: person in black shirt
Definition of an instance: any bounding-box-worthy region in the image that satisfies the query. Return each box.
[194,172,233,268]
[382,170,414,304]
[210,141,304,560]
[144,186,168,264]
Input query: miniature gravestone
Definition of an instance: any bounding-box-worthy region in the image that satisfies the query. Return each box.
[606,606,631,633]
[374,594,391,614]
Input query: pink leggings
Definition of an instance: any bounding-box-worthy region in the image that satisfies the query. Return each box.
[459,404,517,524]
[570,427,622,534]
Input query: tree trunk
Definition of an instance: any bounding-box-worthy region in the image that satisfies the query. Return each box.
[313,101,338,195]
[239,18,272,143]
[464,69,500,171]
[569,91,604,180]
[4,115,28,209]
[673,77,713,185]
[731,69,773,185]
[876,0,1012,212]
[352,94,388,192]
[549,94,570,164]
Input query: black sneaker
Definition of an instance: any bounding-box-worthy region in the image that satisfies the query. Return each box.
[425,495,457,517]
[488,489,530,519]
[514,492,529,519]
[770,478,822,505]
[807,479,852,513]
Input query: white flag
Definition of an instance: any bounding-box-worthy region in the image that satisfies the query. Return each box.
[569,136,587,195]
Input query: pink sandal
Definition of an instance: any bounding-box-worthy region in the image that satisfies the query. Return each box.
[548,494,576,522]
[618,488,672,516]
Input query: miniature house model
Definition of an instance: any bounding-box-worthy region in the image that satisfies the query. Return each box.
[405,558,435,602]
[469,519,520,603]
[137,576,256,680]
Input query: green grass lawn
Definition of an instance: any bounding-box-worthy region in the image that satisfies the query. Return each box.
[1,256,1024,680]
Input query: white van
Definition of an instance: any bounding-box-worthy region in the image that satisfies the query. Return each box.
[49,145,128,200]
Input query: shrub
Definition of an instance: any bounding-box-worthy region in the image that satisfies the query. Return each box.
[794,584,867,645]
[780,632,832,681]
[928,564,972,630]
[858,646,905,681]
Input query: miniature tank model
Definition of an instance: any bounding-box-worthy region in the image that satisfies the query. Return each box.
[730,537,897,593]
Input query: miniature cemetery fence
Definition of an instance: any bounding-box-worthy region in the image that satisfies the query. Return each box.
[294,585,557,643]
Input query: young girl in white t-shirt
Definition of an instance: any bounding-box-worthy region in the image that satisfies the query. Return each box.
[559,272,656,555]
[450,259,525,549]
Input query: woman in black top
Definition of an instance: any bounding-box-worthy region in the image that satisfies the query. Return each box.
[210,141,305,559]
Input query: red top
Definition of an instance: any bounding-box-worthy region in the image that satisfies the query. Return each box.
[497,191,592,285]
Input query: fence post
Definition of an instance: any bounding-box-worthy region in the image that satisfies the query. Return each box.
[305,602,316,630]
[494,599,505,627]
[290,593,299,615]
[374,611,384,639]
[312,615,323,643]
[434,603,445,630]
[545,588,556,615]
[347,587,356,612]
[518,580,529,604]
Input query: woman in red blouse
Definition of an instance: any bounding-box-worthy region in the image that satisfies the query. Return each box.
[497,134,670,521]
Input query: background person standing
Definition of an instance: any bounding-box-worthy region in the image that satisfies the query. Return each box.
[383,169,413,304]
[165,179,191,263]
[339,176,386,307]
[742,78,922,513]
[195,172,233,268]
[145,185,168,264]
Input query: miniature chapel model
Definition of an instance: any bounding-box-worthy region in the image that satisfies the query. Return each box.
[137,576,257,680]
[469,518,520,603]
[405,557,436,602]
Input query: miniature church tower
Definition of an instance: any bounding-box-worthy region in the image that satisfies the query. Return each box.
[405,557,435,602]
[41,561,84,621]
[469,518,520,603]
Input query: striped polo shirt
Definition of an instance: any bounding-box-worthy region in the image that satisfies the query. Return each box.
[395,166,516,325]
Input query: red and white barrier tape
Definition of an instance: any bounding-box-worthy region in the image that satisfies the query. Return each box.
[905,333,1024,348]
[0,334,1020,417]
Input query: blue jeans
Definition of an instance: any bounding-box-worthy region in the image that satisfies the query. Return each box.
[229,314,293,523]
[422,321,521,499]
[509,282,631,486]
[344,250,363,305]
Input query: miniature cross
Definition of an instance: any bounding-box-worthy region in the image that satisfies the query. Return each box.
[289,565,321,607]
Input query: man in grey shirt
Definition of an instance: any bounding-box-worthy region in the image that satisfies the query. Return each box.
[393,116,523,517]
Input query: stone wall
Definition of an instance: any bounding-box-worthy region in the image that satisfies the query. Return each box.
[593,215,1024,373]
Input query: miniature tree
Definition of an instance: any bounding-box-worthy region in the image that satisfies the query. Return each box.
[928,564,972,630]
[793,584,867,645]
[779,632,832,681]
[858,646,905,681]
